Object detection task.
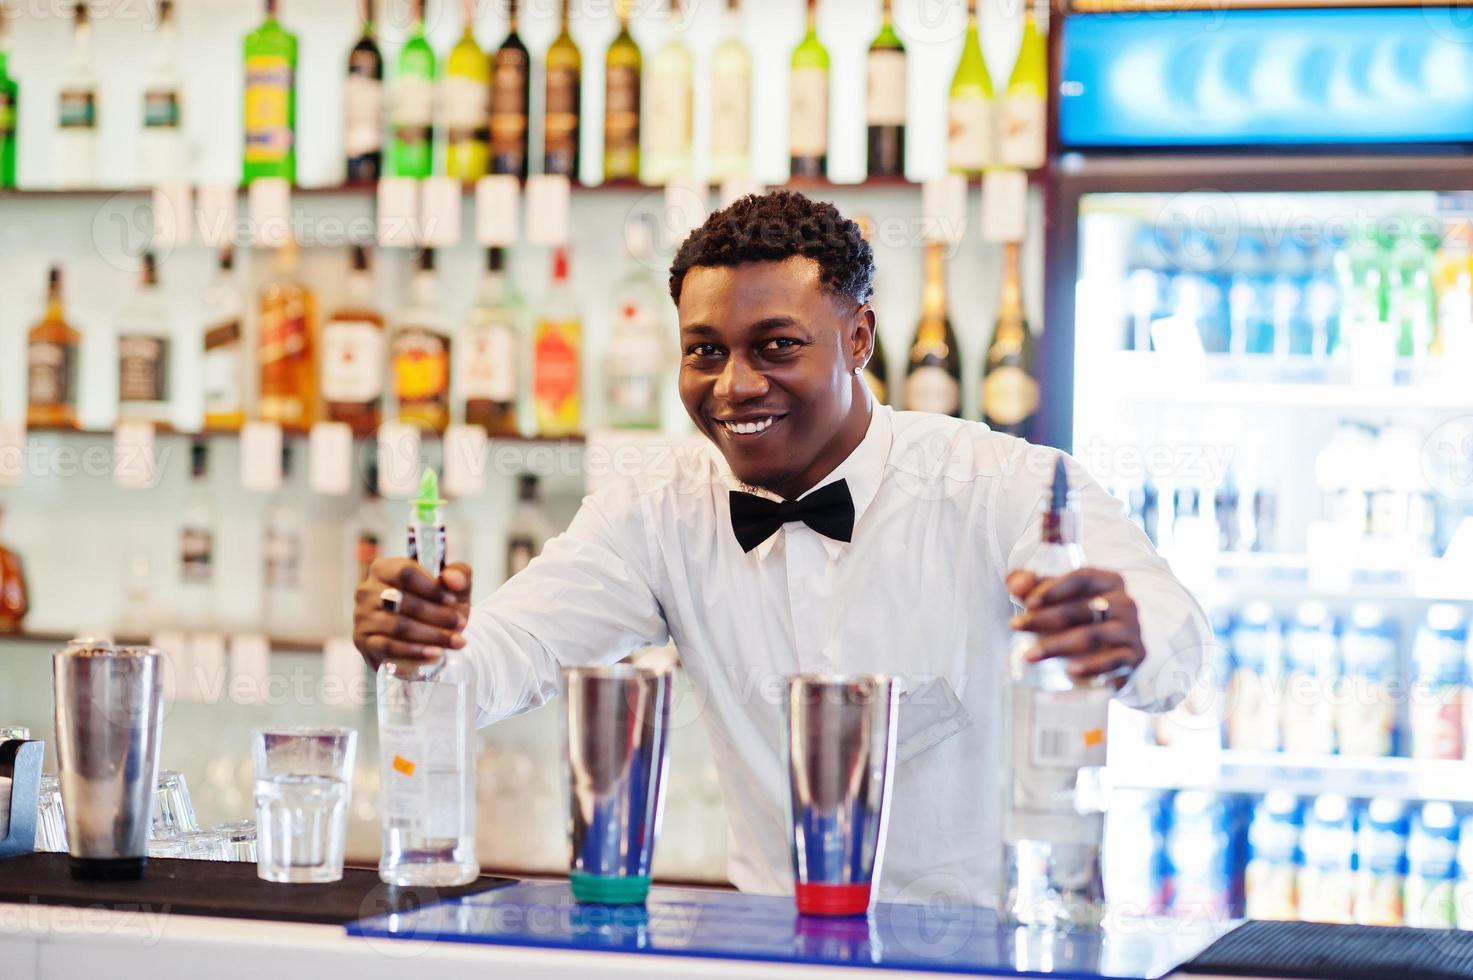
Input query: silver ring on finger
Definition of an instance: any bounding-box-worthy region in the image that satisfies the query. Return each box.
[380,587,403,614]
[1088,595,1111,625]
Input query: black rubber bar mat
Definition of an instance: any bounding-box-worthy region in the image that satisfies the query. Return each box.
[1183,919,1473,980]
[0,852,513,925]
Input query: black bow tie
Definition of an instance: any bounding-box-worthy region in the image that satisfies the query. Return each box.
[729,479,855,554]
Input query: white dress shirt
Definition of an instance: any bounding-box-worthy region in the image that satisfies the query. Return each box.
[464,404,1212,905]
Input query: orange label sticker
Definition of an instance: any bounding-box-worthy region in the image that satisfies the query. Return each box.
[1083,729,1105,748]
[391,755,416,776]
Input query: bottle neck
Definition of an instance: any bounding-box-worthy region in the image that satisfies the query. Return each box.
[46,285,64,322]
[994,242,1025,345]
[805,0,817,34]
[479,267,507,305]
[921,244,947,320]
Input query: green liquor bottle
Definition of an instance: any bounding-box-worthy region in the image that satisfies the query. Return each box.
[490,0,530,179]
[391,0,436,179]
[0,4,16,190]
[543,0,581,179]
[603,0,640,182]
[789,0,828,180]
[243,0,297,184]
[947,0,992,177]
[866,0,904,179]
[444,0,488,181]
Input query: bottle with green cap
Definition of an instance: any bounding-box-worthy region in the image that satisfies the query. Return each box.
[376,466,479,886]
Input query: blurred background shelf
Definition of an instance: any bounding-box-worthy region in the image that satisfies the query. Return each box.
[1190,553,1473,605]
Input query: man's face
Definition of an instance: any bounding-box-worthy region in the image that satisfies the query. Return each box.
[677,256,874,499]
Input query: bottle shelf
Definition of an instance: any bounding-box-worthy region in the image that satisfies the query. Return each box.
[0,629,330,656]
[21,423,588,445]
[1110,744,1473,804]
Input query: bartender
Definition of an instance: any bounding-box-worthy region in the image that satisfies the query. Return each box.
[353,190,1211,906]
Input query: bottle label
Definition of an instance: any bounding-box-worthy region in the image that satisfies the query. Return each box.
[947,95,992,170]
[458,323,517,402]
[392,328,450,407]
[711,69,750,159]
[444,74,489,143]
[1027,687,1110,769]
[904,365,959,415]
[866,49,906,126]
[648,70,692,161]
[489,48,529,156]
[344,74,383,157]
[999,94,1046,169]
[604,65,640,153]
[259,299,308,365]
[0,90,14,136]
[244,55,293,163]
[543,65,579,166]
[28,340,76,409]
[118,334,171,404]
[392,75,434,143]
[58,88,96,129]
[982,364,1039,427]
[143,89,181,129]
[321,319,385,403]
[789,67,828,157]
[181,526,214,584]
[203,318,243,416]
[534,325,580,414]
[380,678,465,841]
[265,524,301,589]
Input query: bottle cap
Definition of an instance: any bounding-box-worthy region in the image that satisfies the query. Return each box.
[413,468,445,522]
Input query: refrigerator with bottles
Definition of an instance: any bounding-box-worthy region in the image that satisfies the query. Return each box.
[1043,5,1473,928]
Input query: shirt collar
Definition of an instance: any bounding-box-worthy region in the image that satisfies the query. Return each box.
[717,403,893,561]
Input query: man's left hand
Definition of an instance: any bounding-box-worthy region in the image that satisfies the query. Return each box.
[1005,567,1144,687]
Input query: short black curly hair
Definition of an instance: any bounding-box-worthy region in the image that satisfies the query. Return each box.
[668,190,875,307]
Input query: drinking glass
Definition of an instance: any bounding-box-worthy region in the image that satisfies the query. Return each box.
[252,727,356,883]
[213,820,258,862]
[151,770,199,839]
[35,775,68,852]
[175,829,230,861]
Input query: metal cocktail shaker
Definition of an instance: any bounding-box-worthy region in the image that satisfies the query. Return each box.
[52,641,165,879]
[786,673,900,917]
[563,665,671,905]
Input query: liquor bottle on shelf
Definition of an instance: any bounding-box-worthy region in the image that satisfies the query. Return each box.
[243,0,297,184]
[344,0,384,184]
[179,439,218,631]
[0,3,16,190]
[948,0,993,177]
[0,504,27,633]
[258,239,317,430]
[345,451,387,627]
[999,6,1046,170]
[865,0,905,180]
[533,247,582,437]
[322,244,385,436]
[982,241,1039,438]
[603,0,641,182]
[708,0,750,184]
[459,246,521,436]
[543,0,580,180]
[202,247,246,431]
[391,0,436,179]
[263,443,311,638]
[116,251,174,426]
[505,473,553,580]
[140,0,185,184]
[27,267,79,430]
[855,214,888,403]
[489,0,529,180]
[444,0,488,182]
[392,249,452,432]
[789,0,829,180]
[904,241,961,417]
[1003,458,1109,930]
[644,0,693,185]
[55,2,97,190]
[604,222,668,429]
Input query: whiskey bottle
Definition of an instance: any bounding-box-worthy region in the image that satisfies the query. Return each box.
[258,239,317,430]
[322,245,386,435]
[27,267,80,430]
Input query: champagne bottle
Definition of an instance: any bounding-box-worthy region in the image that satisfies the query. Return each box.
[0,4,16,189]
[603,0,641,182]
[243,0,297,184]
[708,0,751,184]
[322,245,386,436]
[904,241,961,417]
[982,241,1039,437]
[344,0,383,184]
[947,0,992,177]
[644,0,693,185]
[258,239,317,430]
[534,247,582,437]
[865,0,905,180]
[543,0,581,179]
[489,0,530,179]
[444,0,489,181]
[27,267,80,430]
[789,0,828,180]
[999,7,1046,169]
[391,0,436,179]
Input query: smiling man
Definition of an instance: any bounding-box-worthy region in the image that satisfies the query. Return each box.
[353,190,1211,906]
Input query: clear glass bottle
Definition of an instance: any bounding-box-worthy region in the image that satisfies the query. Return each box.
[505,473,553,581]
[202,247,246,431]
[643,0,692,185]
[604,222,669,429]
[1003,458,1111,931]
[262,444,309,637]
[116,251,174,426]
[55,1,98,189]
[459,247,521,436]
[140,0,186,183]
[377,469,478,886]
[178,439,219,631]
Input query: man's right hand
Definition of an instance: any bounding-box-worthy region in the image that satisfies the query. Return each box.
[353,558,471,671]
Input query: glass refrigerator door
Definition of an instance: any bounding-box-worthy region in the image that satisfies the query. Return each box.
[1078,190,1473,925]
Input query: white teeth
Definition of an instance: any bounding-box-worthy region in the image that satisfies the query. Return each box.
[722,417,775,435]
